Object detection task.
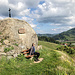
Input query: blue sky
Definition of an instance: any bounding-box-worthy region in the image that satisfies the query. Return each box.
[0,0,75,34]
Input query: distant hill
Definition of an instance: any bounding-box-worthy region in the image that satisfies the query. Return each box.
[37,34,56,37]
[53,28,75,41]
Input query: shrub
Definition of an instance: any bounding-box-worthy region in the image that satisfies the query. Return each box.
[57,46,75,54]
[4,46,14,53]
[1,39,4,43]
[38,36,60,44]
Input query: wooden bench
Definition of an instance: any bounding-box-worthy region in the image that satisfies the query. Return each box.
[22,49,34,58]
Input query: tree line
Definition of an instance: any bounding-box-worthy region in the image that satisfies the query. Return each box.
[38,36,60,44]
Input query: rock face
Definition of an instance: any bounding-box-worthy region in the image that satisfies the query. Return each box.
[37,45,42,50]
[0,18,38,58]
[3,40,10,45]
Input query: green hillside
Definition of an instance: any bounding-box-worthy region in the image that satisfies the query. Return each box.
[0,41,75,75]
[53,28,75,41]
[37,34,56,37]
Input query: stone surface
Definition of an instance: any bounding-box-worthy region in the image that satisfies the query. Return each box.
[0,18,38,58]
[37,45,42,50]
[0,18,38,50]
[3,40,10,45]
[0,45,5,52]
[0,52,6,56]
[18,28,25,34]
[6,50,15,56]
[13,53,18,58]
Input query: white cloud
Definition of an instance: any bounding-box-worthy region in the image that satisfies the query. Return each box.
[9,2,24,10]
[49,0,71,3]
[0,16,4,19]
[24,0,43,8]
[0,0,8,5]
[36,30,45,34]
[65,16,75,25]
[22,17,33,23]
[17,2,24,9]
[22,17,36,28]
[0,0,75,34]
[50,23,61,26]
[0,0,75,26]
[30,24,36,28]
[8,0,43,8]
[52,26,74,33]
[32,0,75,27]
[20,9,30,16]
[0,0,42,16]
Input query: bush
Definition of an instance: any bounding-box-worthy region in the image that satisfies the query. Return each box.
[38,36,60,44]
[1,39,4,43]
[57,46,75,54]
[4,46,14,53]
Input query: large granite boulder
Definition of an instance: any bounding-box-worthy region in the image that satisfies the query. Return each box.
[0,18,38,58]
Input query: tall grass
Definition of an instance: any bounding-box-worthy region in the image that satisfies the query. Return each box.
[0,41,75,75]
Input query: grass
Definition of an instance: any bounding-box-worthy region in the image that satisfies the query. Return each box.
[0,41,75,75]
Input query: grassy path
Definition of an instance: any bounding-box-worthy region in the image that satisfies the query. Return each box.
[0,41,75,75]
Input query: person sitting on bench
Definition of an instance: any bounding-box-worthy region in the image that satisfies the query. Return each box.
[30,43,40,61]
